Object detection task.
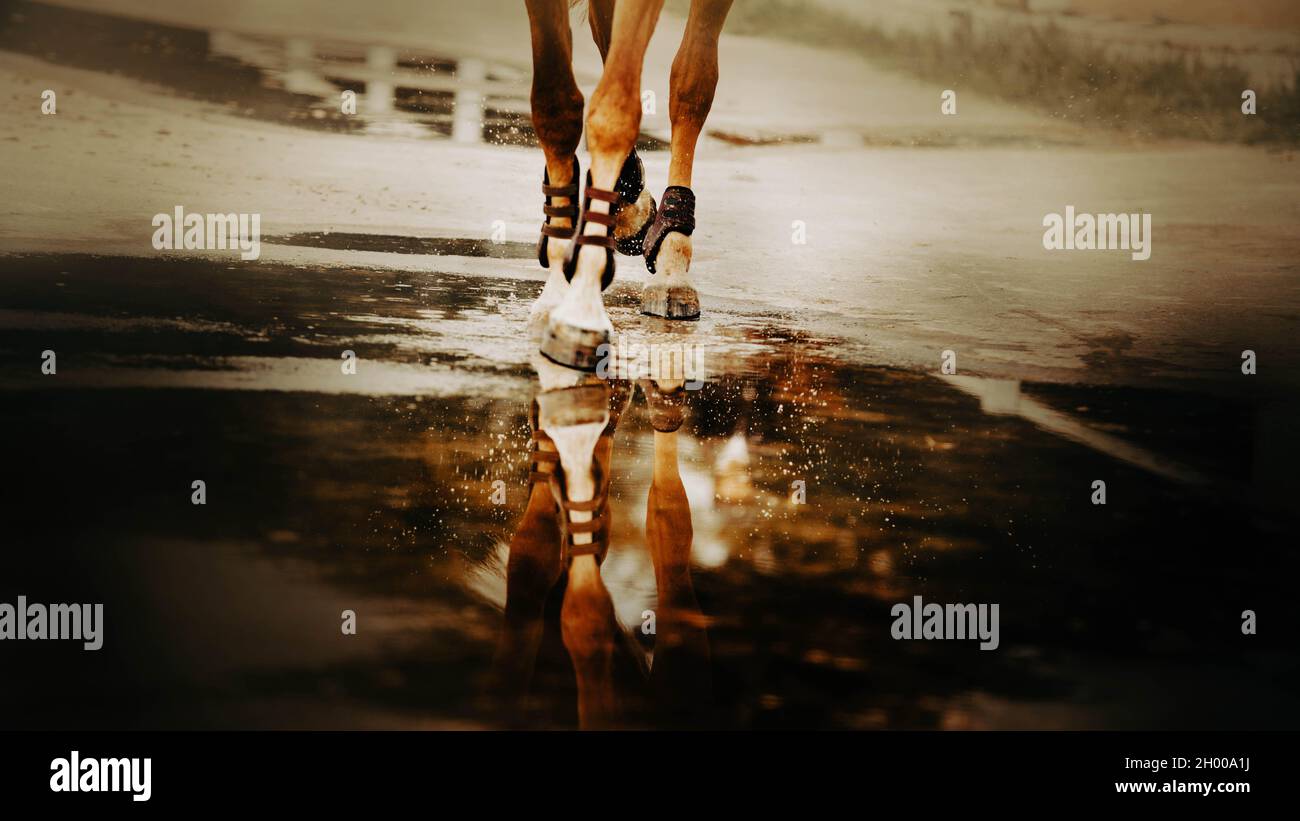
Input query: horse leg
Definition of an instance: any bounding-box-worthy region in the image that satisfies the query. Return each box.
[588,0,614,58]
[643,396,713,725]
[641,0,732,320]
[489,471,563,719]
[525,0,586,340]
[589,0,659,257]
[542,0,665,370]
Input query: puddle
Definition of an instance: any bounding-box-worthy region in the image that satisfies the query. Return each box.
[940,375,1209,485]
[1,251,1295,729]
[708,129,819,147]
[859,130,1087,149]
[263,231,537,259]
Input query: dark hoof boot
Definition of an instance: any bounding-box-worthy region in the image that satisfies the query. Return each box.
[613,151,656,257]
[643,185,695,274]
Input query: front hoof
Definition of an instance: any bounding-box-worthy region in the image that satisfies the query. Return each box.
[641,281,700,321]
[540,317,611,372]
[537,382,610,428]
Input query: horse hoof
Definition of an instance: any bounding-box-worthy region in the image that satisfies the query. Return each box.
[641,281,700,320]
[528,268,570,342]
[540,316,611,372]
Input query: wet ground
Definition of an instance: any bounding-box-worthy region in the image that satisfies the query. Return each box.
[2,1,1298,729]
[2,252,1297,729]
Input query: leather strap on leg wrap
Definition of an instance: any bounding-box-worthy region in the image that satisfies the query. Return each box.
[537,156,580,268]
[561,172,621,290]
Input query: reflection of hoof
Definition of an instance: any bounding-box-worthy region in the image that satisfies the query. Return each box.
[537,382,610,429]
[641,280,700,321]
[549,454,611,566]
[540,317,610,372]
[639,379,686,433]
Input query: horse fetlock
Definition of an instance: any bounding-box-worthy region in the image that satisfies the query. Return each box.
[657,232,692,276]
[528,264,571,341]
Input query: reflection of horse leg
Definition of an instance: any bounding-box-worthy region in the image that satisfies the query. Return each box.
[558,420,623,729]
[535,382,622,728]
[646,427,713,725]
[561,556,621,728]
[490,474,563,718]
[490,396,568,720]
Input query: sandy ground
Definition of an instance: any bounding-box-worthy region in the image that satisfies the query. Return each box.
[4,34,1299,391]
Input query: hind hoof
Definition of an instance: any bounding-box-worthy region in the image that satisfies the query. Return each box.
[642,282,700,321]
[639,379,687,432]
[540,317,611,372]
[614,189,656,257]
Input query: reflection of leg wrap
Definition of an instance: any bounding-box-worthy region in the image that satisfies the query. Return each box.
[535,380,626,564]
[527,399,560,489]
[549,455,611,566]
[643,186,695,274]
